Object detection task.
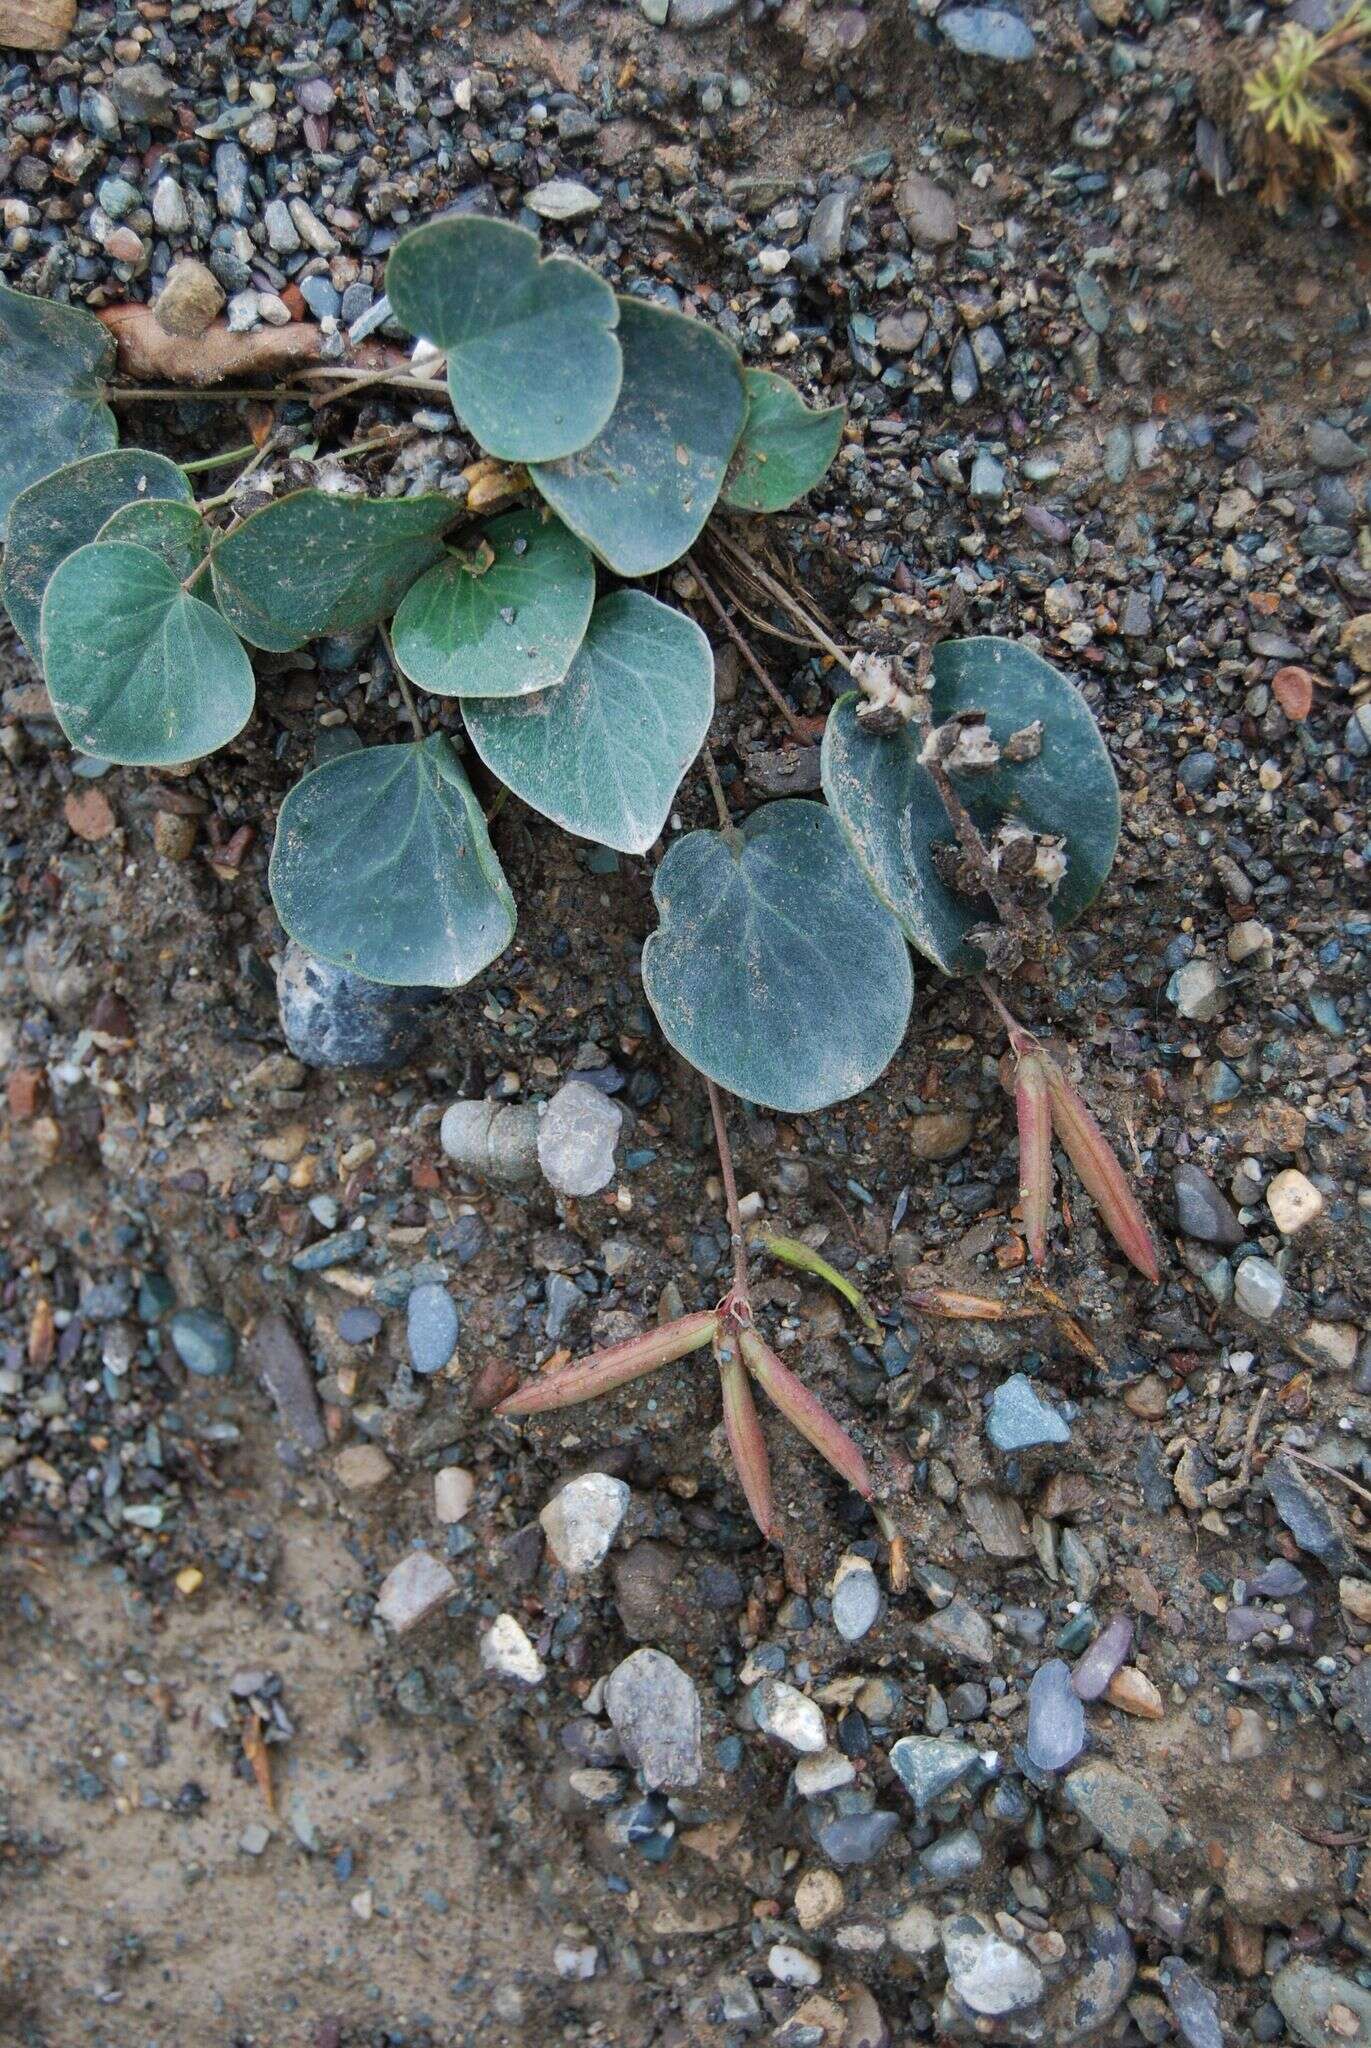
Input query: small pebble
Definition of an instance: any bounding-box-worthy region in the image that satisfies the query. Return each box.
[539,1472,630,1573]
[376,1550,456,1632]
[480,1613,546,1686]
[406,1283,459,1375]
[169,1308,237,1379]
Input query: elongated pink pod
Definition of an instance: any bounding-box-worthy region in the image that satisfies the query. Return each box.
[1043,1064,1160,1284]
[738,1326,873,1501]
[715,1328,778,1541]
[496,1311,719,1415]
[1015,1051,1054,1270]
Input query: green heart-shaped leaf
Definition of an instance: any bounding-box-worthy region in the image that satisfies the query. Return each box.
[531,297,747,577]
[462,590,713,855]
[41,542,255,767]
[642,799,914,1114]
[0,281,117,542]
[1,448,191,653]
[97,498,211,582]
[723,369,846,513]
[386,216,621,463]
[210,489,458,652]
[391,509,594,699]
[269,735,516,988]
[821,637,1121,977]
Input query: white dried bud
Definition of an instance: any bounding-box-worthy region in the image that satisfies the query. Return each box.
[920,713,999,773]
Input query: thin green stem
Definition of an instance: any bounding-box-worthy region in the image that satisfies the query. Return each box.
[181,442,257,475]
[180,512,242,594]
[110,385,300,403]
[196,431,281,513]
[330,426,414,465]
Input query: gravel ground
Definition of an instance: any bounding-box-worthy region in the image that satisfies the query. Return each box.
[1,0,1369,2043]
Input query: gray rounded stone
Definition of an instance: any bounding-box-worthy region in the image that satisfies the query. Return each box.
[169,1307,237,1378]
[406,1284,459,1375]
[1026,1659,1086,1772]
[1172,1164,1244,1247]
[537,1079,623,1197]
[604,1648,702,1789]
[938,5,1037,60]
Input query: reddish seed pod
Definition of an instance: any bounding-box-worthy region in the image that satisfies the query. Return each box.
[738,1326,873,1502]
[1043,1063,1160,1284]
[496,1310,719,1415]
[1015,1050,1054,1270]
[715,1326,778,1541]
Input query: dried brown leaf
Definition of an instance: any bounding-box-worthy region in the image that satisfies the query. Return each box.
[242,1712,275,1813]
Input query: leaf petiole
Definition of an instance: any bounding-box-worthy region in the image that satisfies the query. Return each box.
[756,1231,880,1335]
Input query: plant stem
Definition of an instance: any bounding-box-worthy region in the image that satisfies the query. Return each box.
[330,425,415,465]
[108,367,446,408]
[978,975,1037,1059]
[921,746,1024,934]
[706,1077,751,1305]
[305,363,446,412]
[181,441,258,475]
[110,385,302,403]
[195,431,279,513]
[700,745,741,847]
[712,530,855,674]
[380,622,424,741]
[684,553,807,740]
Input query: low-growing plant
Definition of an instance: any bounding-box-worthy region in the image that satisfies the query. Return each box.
[1216,0,1371,211]
[1,211,1159,1546]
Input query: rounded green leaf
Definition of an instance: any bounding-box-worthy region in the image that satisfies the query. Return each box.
[531,297,748,577]
[40,542,255,767]
[386,217,621,464]
[210,488,458,652]
[820,637,1121,977]
[1,448,191,654]
[97,498,211,581]
[391,510,594,699]
[269,735,516,988]
[642,799,914,1115]
[723,369,846,513]
[0,280,117,542]
[462,590,713,855]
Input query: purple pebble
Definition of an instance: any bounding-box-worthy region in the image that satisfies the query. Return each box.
[1071,1614,1134,1701]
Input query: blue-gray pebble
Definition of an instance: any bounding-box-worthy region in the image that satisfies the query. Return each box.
[407,1283,459,1375]
[169,1307,237,1378]
[987,1374,1071,1451]
[1026,1657,1086,1772]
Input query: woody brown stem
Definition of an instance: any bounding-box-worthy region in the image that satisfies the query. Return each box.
[706,1077,751,1305]
[685,553,807,741]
